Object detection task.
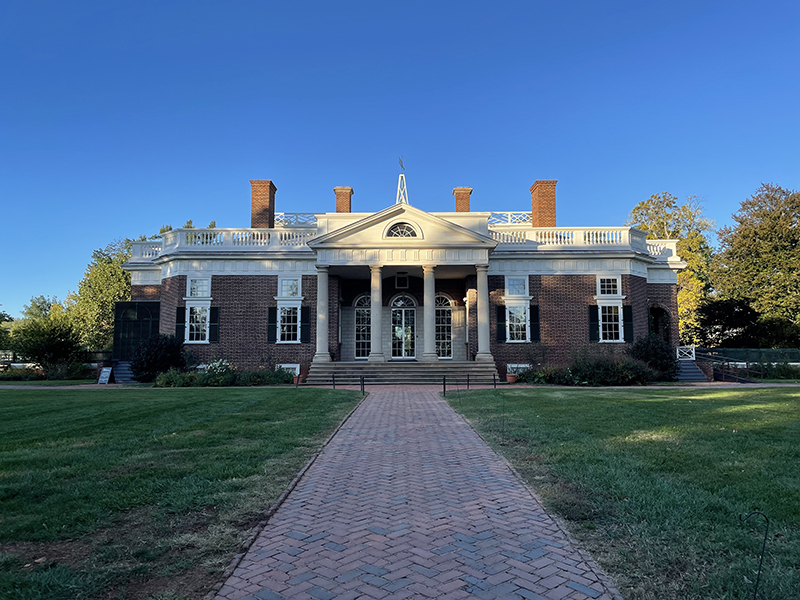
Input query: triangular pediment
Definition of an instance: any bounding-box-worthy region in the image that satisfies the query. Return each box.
[308,203,497,250]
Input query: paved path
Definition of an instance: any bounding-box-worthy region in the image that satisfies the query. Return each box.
[214,388,621,600]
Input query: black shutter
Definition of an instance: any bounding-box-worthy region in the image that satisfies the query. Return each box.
[530,305,540,342]
[588,305,599,342]
[176,307,186,341]
[267,307,277,343]
[623,305,634,342]
[209,307,219,343]
[300,306,311,343]
[496,305,506,342]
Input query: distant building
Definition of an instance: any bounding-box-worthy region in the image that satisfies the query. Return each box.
[115,176,683,379]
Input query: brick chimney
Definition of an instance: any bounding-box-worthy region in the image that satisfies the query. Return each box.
[453,187,472,212]
[250,180,276,228]
[334,186,353,213]
[530,180,557,227]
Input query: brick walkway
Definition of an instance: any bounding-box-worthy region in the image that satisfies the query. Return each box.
[214,388,621,600]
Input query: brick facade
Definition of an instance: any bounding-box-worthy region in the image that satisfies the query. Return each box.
[131,284,161,300]
[647,282,680,347]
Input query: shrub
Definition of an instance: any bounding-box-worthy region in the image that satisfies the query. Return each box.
[570,352,657,386]
[627,335,678,380]
[130,335,186,382]
[759,362,800,380]
[153,366,294,387]
[0,367,45,382]
[10,318,84,379]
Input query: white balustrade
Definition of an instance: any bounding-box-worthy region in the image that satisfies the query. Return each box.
[275,213,318,227]
[677,346,696,361]
[488,212,532,225]
[489,227,651,253]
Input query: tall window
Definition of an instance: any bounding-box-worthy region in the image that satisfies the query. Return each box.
[435,295,452,358]
[503,275,531,343]
[279,306,299,342]
[600,305,621,341]
[187,305,209,342]
[595,275,625,342]
[354,295,371,359]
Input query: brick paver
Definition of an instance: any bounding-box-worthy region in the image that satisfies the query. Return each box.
[214,387,621,600]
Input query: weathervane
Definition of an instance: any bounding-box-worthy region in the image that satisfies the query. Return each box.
[396,157,409,204]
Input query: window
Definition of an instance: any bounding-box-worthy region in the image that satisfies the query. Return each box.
[507,306,528,342]
[279,306,299,342]
[386,222,418,238]
[278,363,300,375]
[435,295,452,358]
[354,295,371,359]
[187,303,209,342]
[188,278,210,298]
[597,275,621,297]
[395,272,409,289]
[506,277,527,297]
[600,305,621,341]
[278,277,300,298]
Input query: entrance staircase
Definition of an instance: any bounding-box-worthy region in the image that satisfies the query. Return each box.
[676,360,708,383]
[111,361,134,383]
[305,361,500,386]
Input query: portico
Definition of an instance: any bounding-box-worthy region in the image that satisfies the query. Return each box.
[307,201,497,364]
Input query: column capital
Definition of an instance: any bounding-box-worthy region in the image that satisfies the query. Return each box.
[422,264,436,274]
[369,264,383,273]
[315,264,330,272]
[475,264,490,273]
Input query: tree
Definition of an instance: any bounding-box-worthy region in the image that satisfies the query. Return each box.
[0,309,12,350]
[64,241,132,350]
[625,193,715,345]
[712,184,800,329]
[21,295,56,320]
[11,316,83,378]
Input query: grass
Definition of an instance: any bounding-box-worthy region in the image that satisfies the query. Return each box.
[447,386,800,600]
[0,387,363,600]
[0,380,96,386]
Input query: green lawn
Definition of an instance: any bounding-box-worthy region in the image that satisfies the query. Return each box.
[0,387,363,600]
[448,387,800,600]
[0,380,97,386]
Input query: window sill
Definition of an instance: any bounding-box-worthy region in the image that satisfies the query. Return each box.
[277,341,301,344]
[599,340,625,344]
[506,340,531,344]
[185,340,210,345]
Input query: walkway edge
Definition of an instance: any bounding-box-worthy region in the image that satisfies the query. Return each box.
[203,392,369,600]
[445,394,625,600]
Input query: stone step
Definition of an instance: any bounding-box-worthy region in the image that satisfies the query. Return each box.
[305,361,500,385]
[676,361,708,382]
[112,361,134,383]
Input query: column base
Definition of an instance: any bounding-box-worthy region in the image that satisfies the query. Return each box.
[475,352,494,363]
[367,353,386,363]
[312,353,331,363]
[422,352,439,362]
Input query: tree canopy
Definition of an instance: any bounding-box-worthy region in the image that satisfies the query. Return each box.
[625,193,715,345]
[64,240,132,350]
[712,183,800,328]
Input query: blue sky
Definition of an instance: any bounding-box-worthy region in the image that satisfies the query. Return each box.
[1,1,799,318]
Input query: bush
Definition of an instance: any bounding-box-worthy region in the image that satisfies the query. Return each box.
[130,335,186,382]
[570,351,657,386]
[627,335,678,381]
[0,367,45,382]
[759,362,800,380]
[153,365,294,387]
[10,318,84,379]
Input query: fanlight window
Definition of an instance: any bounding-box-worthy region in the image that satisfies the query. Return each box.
[391,294,415,307]
[435,295,452,307]
[386,222,418,238]
[354,295,371,307]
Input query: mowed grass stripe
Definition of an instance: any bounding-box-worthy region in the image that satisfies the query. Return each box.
[449,387,800,600]
[0,387,362,600]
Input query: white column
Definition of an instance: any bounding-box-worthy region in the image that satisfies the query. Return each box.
[422,265,438,362]
[368,265,385,362]
[313,265,331,362]
[476,264,493,362]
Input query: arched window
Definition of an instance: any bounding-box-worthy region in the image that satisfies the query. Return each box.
[391,294,416,307]
[435,295,453,358]
[353,294,371,358]
[386,222,418,238]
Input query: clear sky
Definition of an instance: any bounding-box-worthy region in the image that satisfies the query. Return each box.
[1,1,799,318]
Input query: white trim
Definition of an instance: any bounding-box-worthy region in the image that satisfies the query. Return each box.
[595,274,623,298]
[506,363,530,374]
[185,301,211,344]
[598,302,624,343]
[505,304,530,343]
[505,275,528,298]
[276,276,302,300]
[277,363,300,375]
[382,219,424,240]
[277,302,301,344]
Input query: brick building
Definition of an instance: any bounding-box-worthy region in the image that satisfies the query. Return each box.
[115,175,684,378]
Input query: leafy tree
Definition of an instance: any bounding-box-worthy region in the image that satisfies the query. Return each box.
[21,295,56,320]
[11,316,83,378]
[0,310,12,350]
[183,219,194,229]
[627,335,678,380]
[625,193,715,345]
[64,241,132,350]
[712,183,800,328]
[208,220,216,228]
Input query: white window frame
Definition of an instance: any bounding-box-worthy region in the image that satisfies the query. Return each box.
[186,277,211,299]
[597,301,624,343]
[277,276,301,299]
[502,275,532,343]
[506,363,531,375]
[185,301,211,344]
[594,275,626,343]
[277,363,300,375]
[596,275,621,298]
[277,301,302,344]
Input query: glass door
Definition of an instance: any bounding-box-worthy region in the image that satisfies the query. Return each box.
[435,296,452,358]
[391,295,416,359]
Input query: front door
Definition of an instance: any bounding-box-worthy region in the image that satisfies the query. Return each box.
[391,295,416,359]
